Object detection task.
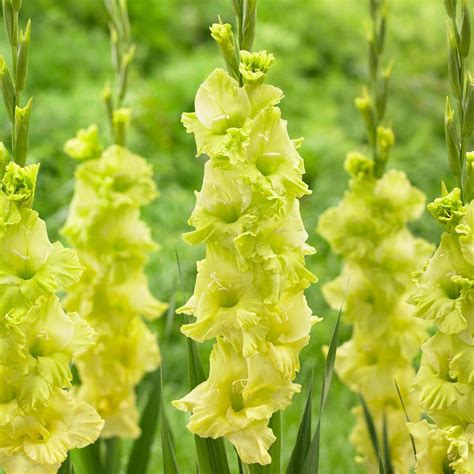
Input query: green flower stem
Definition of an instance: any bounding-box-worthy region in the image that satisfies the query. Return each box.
[445,0,473,202]
[1,0,32,166]
[103,0,135,145]
[406,3,474,471]
[356,0,393,178]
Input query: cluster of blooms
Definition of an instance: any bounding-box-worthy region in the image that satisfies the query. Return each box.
[0,159,103,473]
[61,125,167,439]
[317,152,434,473]
[172,32,318,465]
[407,188,474,473]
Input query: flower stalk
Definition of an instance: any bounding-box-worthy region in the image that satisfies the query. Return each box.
[0,0,31,166]
[61,0,166,442]
[407,1,474,471]
[317,1,434,472]
[172,2,318,465]
[0,3,103,473]
[103,0,135,146]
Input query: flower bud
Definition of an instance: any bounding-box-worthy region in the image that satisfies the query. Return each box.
[0,141,11,178]
[1,160,38,207]
[239,50,275,85]
[112,107,131,146]
[427,186,465,226]
[459,0,471,58]
[445,97,461,177]
[2,0,16,46]
[0,56,16,122]
[210,22,239,80]
[355,88,376,145]
[344,151,374,179]
[64,124,103,161]
[14,97,32,166]
[16,19,31,92]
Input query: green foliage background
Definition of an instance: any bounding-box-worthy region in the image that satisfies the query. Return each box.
[1,0,460,472]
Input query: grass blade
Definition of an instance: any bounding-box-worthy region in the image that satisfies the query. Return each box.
[126,368,162,474]
[164,291,177,342]
[104,438,121,474]
[382,413,393,474]
[286,377,313,474]
[175,251,230,474]
[160,373,180,474]
[358,394,384,474]
[301,308,342,474]
[394,379,417,458]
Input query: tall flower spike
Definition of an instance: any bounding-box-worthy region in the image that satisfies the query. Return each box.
[0,2,103,472]
[172,12,318,466]
[61,0,167,439]
[317,1,434,472]
[408,1,474,472]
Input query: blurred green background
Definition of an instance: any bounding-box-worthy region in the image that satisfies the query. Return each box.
[1,0,460,472]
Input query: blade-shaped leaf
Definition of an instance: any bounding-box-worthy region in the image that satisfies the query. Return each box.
[126,368,162,474]
[382,413,393,474]
[164,291,177,342]
[105,438,121,474]
[160,373,180,474]
[286,377,313,474]
[394,379,417,458]
[175,251,230,474]
[358,394,384,474]
[70,440,102,474]
[58,454,72,474]
[301,308,342,474]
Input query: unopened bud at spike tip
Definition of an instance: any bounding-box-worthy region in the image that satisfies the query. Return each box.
[2,0,15,46]
[16,19,31,92]
[210,22,240,80]
[0,58,16,122]
[445,97,461,177]
[14,97,32,166]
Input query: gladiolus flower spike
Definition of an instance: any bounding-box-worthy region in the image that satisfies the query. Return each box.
[60,0,167,440]
[407,2,474,472]
[0,2,103,473]
[317,1,434,472]
[172,13,319,467]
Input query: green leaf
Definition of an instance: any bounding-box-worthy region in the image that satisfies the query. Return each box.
[160,371,180,474]
[382,414,393,474]
[301,308,342,474]
[164,290,177,342]
[394,379,417,458]
[286,378,313,474]
[70,440,102,474]
[126,368,162,474]
[104,438,121,474]
[58,454,73,474]
[358,394,385,474]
